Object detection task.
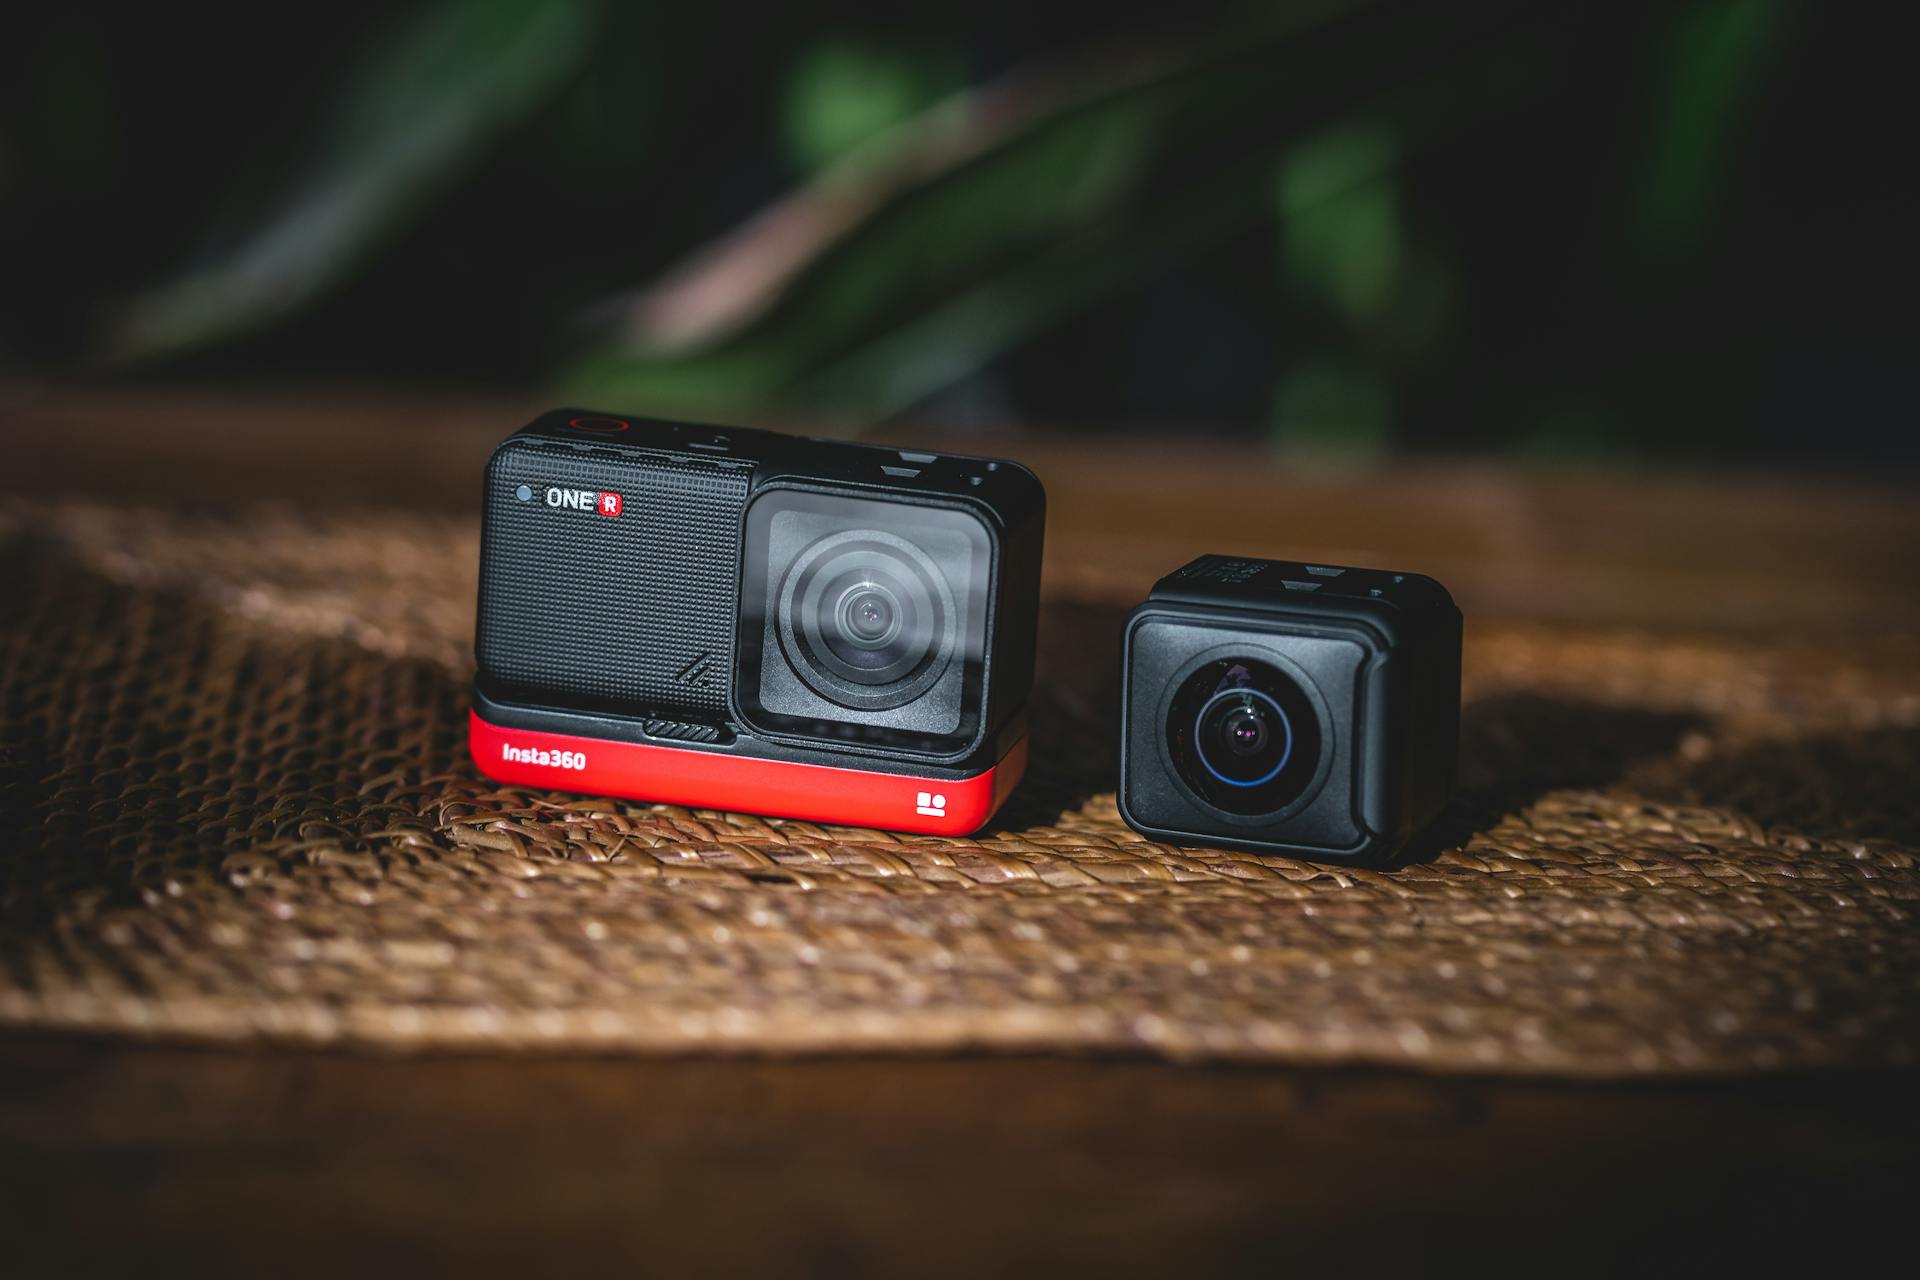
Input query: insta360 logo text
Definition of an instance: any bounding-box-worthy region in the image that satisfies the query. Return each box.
[544,487,621,517]
[915,791,947,818]
[502,742,588,771]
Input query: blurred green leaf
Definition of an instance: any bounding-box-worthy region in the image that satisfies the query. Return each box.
[1637,0,1789,256]
[1275,124,1404,324]
[561,71,1167,414]
[781,38,963,174]
[105,0,596,363]
[791,96,1157,342]
[562,342,805,418]
[560,0,1536,428]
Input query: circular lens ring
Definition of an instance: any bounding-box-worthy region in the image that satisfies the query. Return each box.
[1156,645,1335,823]
[816,572,915,674]
[1194,687,1293,788]
[775,528,957,711]
[795,548,937,685]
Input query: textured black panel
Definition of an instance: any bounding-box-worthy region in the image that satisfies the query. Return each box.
[476,441,748,718]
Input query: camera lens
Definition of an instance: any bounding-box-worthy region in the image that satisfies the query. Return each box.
[1226,710,1263,752]
[837,584,900,647]
[1202,693,1282,774]
[1194,687,1291,791]
[812,563,927,682]
[1166,657,1323,816]
[777,529,957,710]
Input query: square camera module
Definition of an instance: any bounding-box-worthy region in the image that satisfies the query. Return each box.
[1119,556,1460,866]
[737,489,993,757]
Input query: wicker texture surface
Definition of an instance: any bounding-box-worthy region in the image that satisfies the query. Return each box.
[2,485,1918,1076]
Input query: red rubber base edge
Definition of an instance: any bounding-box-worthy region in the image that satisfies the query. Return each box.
[469,710,1027,836]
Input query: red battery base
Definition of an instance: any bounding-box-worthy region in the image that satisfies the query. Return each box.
[469,710,1026,836]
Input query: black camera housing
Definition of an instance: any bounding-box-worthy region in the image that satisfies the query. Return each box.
[1119,555,1460,866]
[471,410,1044,834]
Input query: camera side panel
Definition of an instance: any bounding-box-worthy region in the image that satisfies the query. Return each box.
[476,440,748,719]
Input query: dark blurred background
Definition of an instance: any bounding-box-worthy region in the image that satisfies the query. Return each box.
[2,0,1911,462]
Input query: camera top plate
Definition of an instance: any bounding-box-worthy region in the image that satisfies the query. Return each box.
[1147,555,1456,650]
[505,409,1044,533]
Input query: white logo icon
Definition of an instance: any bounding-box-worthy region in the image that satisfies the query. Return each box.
[916,791,947,818]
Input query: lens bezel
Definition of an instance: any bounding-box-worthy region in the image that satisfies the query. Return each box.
[737,486,994,758]
[1159,645,1333,820]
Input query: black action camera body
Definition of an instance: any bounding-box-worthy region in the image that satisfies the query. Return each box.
[1119,555,1460,866]
[470,410,1045,835]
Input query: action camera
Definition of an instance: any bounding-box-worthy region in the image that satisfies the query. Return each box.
[469,410,1045,834]
[1119,555,1460,866]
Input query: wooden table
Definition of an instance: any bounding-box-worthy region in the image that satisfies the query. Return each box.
[4,1036,1914,1275]
[3,389,1916,1275]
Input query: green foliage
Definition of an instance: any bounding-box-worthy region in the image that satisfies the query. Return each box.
[561,90,1160,416]
[17,0,1842,457]
[781,39,963,174]
[1274,125,1405,326]
[1637,0,1789,256]
[107,0,597,363]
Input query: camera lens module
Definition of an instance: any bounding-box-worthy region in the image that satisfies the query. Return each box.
[1166,656,1323,816]
[811,563,923,682]
[778,528,957,710]
[1117,555,1460,863]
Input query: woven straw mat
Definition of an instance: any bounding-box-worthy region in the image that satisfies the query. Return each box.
[2,499,1917,1075]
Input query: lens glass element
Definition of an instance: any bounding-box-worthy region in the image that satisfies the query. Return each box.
[776,529,956,709]
[1166,657,1323,815]
[840,585,898,646]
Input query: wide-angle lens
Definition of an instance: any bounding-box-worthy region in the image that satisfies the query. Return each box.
[1194,687,1291,786]
[776,529,956,709]
[1165,656,1323,816]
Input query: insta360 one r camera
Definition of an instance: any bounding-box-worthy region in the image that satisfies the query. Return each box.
[1119,555,1460,866]
[469,410,1045,834]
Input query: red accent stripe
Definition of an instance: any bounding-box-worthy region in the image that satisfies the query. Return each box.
[469,710,1025,836]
